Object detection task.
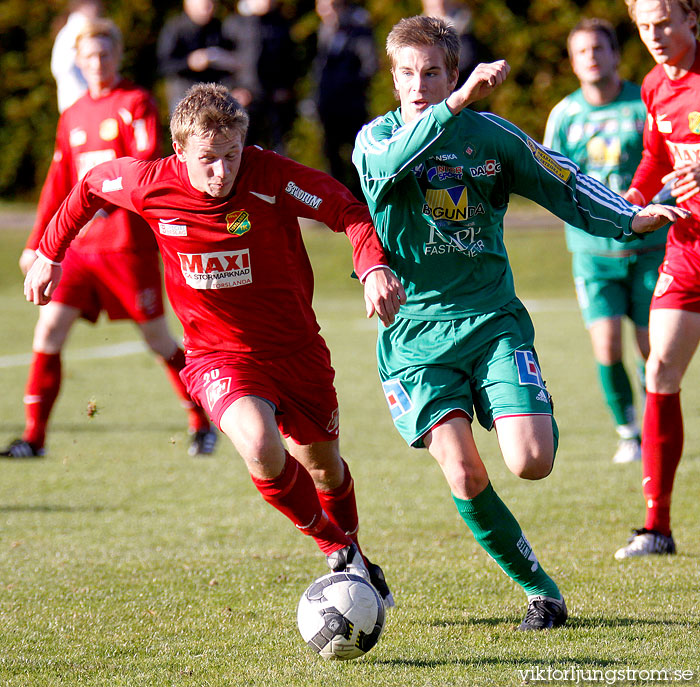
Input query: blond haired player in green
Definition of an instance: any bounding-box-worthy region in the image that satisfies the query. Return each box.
[353,15,687,630]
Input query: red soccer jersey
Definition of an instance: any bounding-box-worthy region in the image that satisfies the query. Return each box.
[27,79,161,254]
[38,148,388,357]
[629,43,700,253]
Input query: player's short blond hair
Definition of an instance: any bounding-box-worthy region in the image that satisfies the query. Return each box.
[74,17,123,57]
[625,0,700,31]
[386,15,460,76]
[170,83,250,148]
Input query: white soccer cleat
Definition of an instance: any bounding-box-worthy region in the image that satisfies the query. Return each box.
[612,437,641,464]
[326,543,370,580]
[614,528,676,560]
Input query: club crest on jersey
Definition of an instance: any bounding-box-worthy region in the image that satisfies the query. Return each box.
[382,379,413,420]
[526,139,570,182]
[69,127,87,147]
[226,210,251,236]
[689,112,700,135]
[99,118,119,141]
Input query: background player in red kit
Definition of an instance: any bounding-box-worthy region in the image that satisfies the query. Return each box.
[615,0,700,558]
[1,18,216,459]
[23,83,406,604]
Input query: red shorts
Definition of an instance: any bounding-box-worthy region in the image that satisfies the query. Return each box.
[651,243,700,313]
[181,335,340,445]
[52,248,165,323]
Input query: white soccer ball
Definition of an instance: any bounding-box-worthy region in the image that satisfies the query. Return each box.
[297,571,385,660]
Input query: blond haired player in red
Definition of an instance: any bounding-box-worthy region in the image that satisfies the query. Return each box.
[22,82,406,605]
[615,0,700,558]
[1,19,216,459]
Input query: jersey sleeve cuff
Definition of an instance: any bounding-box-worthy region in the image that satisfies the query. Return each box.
[358,264,394,283]
[35,250,62,266]
[433,100,455,127]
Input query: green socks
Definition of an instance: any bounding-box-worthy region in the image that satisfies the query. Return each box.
[597,361,636,428]
[453,482,561,599]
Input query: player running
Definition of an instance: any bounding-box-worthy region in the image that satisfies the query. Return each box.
[615,0,700,559]
[1,18,216,459]
[544,18,666,465]
[353,15,687,629]
[22,82,406,607]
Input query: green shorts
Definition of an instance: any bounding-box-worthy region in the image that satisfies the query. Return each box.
[572,249,664,328]
[377,298,556,448]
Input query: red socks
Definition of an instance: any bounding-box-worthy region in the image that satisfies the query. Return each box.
[23,351,62,449]
[163,347,210,432]
[642,391,683,536]
[316,458,360,546]
[251,452,350,555]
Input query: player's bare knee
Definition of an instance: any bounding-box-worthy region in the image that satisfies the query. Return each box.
[506,447,554,480]
[33,320,67,353]
[645,355,682,392]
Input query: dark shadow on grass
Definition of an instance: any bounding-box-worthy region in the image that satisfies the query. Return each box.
[373,655,627,668]
[0,421,185,435]
[0,504,116,513]
[427,615,700,629]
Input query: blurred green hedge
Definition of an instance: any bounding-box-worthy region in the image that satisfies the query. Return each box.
[0,0,654,200]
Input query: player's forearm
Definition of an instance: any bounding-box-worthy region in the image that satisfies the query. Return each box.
[629,155,670,205]
[331,201,389,276]
[37,183,102,262]
[348,222,390,279]
[29,161,71,250]
[567,172,640,240]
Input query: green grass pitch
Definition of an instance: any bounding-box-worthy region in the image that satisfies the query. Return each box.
[1,202,699,686]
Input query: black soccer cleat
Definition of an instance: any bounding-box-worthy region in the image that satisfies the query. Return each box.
[0,439,45,459]
[365,558,396,609]
[518,595,568,631]
[187,428,218,457]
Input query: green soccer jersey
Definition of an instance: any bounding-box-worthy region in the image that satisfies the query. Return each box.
[544,81,666,254]
[353,100,643,320]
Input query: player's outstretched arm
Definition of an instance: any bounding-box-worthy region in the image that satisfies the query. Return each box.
[363,267,407,326]
[446,60,510,115]
[24,255,62,306]
[631,204,691,234]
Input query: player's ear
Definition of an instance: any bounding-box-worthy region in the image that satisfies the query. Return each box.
[448,68,459,92]
[173,140,186,162]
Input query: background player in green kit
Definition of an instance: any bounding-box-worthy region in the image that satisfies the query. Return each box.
[353,15,688,630]
[544,18,667,464]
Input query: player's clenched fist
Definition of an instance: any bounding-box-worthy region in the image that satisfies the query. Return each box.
[447,60,510,113]
[23,256,61,306]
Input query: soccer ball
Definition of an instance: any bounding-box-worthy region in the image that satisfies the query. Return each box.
[297,571,385,660]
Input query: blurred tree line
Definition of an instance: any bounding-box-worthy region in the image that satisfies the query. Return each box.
[0,0,654,200]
